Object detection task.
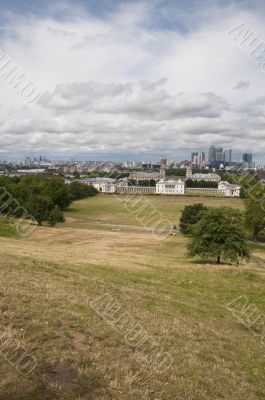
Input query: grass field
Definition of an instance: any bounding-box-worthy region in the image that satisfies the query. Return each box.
[0,194,265,400]
[0,217,18,237]
[64,194,244,228]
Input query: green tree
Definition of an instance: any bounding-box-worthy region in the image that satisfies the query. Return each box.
[245,183,265,240]
[28,196,53,226]
[48,207,65,226]
[44,179,71,209]
[187,207,250,264]
[69,181,98,200]
[179,203,207,234]
[185,179,218,188]
[73,171,80,179]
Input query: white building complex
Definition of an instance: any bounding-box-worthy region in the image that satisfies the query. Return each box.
[79,176,240,197]
[129,171,162,181]
[156,179,185,195]
[218,181,241,197]
[190,173,221,182]
[80,178,127,193]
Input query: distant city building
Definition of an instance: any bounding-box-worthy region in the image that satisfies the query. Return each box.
[190,173,221,182]
[216,149,224,162]
[129,171,161,181]
[191,152,199,162]
[243,153,253,164]
[224,149,232,163]
[186,166,192,179]
[24,157,31,166]
[160,157,167,167]
[208,146,233,164]
[191,152,205,166]
[208,145,216,162]
[160,167,166,180]
[81,178,128,193]
[11,169,46,175]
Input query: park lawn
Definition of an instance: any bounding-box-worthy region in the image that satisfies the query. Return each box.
[0,245,265,400]
[64,194,244,228]
[1,195,264,399]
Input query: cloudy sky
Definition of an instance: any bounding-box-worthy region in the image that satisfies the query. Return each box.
[1,0,265,162]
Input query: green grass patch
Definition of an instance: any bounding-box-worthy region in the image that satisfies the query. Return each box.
[0,218,18,237]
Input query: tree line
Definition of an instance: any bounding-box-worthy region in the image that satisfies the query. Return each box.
[185,179,218,188]
[0,176,97,226]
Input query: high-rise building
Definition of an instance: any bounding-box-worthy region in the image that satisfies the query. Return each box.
[209,145,227,163]
[224,149,232,163]
[243,153,253,164]
[208,145,216,162]
[215,148,224,162]
[191,152,205,166]
[191,152,198,163]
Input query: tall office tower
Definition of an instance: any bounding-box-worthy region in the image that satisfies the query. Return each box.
[193,155,199,165]
[215,148,224,162]
[191,152,198,163]
[243,153,253,164]
[224,149,232,163]
[193,152,205,166]
[208,145,216,162]
[200,152,205,163]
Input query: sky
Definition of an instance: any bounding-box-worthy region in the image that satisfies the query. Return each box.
[0,0,265,162]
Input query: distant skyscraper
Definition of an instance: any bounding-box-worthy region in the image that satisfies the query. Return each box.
[191,152,198,163]
[224,149,232,163]
[192,152,205,166]
[215,148,224,162]
[208,145,216,162]
[243,153,253,164]
[209,145,226,162]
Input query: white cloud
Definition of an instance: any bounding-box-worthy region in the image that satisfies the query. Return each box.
[0,1,265,160]
[39,81,229,119]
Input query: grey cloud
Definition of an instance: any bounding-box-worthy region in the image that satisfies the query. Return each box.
[233,80,250,90]
[38,81,229,120]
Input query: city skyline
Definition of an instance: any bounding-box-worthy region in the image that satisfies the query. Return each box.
[0,146,259,165]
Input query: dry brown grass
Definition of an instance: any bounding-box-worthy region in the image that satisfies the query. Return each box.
[0,195,265,399]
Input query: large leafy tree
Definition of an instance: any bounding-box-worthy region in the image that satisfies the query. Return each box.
[188,207,250,264]
[69,181,98,200]
[28,196,53,226]
[43,178,71,209]
[179,203,207,234]
[0,176,73,227]
[245,182,265,240]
